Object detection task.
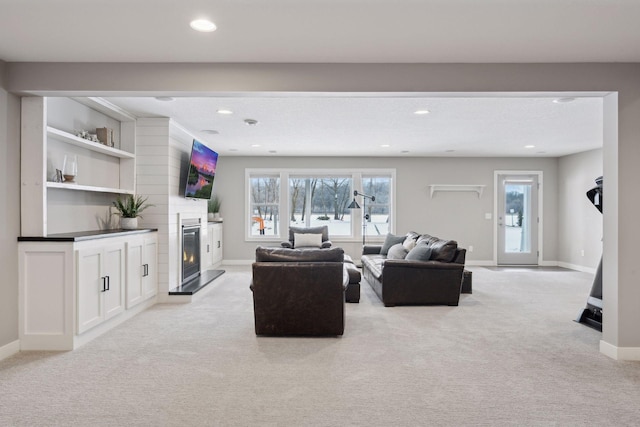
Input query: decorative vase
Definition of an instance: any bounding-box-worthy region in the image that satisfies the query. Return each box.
[62,154,78,183]
[120,217,138,230]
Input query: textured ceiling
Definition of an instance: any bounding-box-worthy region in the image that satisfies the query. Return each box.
[105,95,603,157]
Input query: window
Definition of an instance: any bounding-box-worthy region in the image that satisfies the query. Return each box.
[249,175,280,237]
[247,169,395,241]
[362,175,391,237]
[289,176,353,236]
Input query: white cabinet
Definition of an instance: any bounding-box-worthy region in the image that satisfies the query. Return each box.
[207,222,223,267]
[126,234,158,309]
[19,230,157,350]
[21,96,137,236]
[77,242,125,334]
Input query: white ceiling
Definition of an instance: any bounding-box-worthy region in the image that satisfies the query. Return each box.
[2,1,622,157]
[2,1,640,63]
[105,94,604,157]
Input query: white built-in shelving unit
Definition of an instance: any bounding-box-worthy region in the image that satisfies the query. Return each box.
[21,96,137,236]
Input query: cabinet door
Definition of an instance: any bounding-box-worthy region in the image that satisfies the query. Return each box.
[211,224,223,265]
[126,239,144,308]
[103,242,125,320]
[77,247,104,334]
[142,236,158,299]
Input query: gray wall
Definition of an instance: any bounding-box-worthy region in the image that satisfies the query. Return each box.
[5,62,640,354]
[216,156,558,263]
[558,149,603,271]
[0,61,20,348]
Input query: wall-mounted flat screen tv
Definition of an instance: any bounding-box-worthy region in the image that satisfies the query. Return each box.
[185,139,218,199]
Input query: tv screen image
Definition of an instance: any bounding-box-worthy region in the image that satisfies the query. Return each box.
[185,139,218,199]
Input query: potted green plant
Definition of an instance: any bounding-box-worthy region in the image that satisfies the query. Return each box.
[208,195,221,221]
[113,195,153,229]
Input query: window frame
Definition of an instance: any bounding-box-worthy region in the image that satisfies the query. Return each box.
[245,168,396,243]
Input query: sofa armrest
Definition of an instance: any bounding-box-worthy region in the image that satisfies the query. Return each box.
[363,245,382,255]
[322,240,333,248]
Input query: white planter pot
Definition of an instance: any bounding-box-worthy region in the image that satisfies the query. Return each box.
[120,217,138,230]
[208,213,215,221]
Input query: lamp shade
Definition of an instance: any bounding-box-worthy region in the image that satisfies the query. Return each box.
[347,198,360,209]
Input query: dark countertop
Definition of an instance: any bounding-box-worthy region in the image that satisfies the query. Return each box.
[18,228,158,242]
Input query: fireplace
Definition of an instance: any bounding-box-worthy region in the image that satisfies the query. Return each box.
[182,224,201,283]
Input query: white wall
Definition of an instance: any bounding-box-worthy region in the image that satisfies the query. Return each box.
[135,119,207,298]
[558,149,603,272]
[0,61,20,349]
[216,156,558,263]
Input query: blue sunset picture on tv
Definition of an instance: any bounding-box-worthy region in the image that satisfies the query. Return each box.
[185,140,218,199]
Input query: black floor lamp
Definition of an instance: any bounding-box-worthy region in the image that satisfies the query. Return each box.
[348,190,375,245]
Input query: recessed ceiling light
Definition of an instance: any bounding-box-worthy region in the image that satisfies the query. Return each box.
[414,110,430,115]
[268,150,277,154]
[400,150,410,154]
[536,151,547,154]
[251,144,261,148]
[229,148,238,152]
[445,149,456,153]
[217,109,233,115]
[201,129,219,134]
[244,119,259,126]
[552,97,575,103]
[525,145,536,149]
[155,96,175,102]
[190,19,217,32]
[380,144,390,148]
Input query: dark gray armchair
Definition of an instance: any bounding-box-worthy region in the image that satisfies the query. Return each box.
[281,225,332,249]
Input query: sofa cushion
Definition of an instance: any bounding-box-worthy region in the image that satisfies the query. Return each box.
[387,243,408,260]
[405,242,433,261]
[428,239,458,262]
[361,255,384,280]
[402,235,417,251]
[381,233,406,255]
[255,246,344,262]
[294,232,322,248]
[416,234,439,246]
[289,226,329,242]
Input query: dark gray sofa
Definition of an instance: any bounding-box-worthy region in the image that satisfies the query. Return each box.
[361,232,466,307]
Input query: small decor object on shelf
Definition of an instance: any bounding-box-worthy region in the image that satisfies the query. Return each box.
[62,154,78,183]
[96,127,113,146]
[113,194,154,230]
[207,195,222,221]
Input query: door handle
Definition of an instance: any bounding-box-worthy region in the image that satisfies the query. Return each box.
[101,276,107,292]
[105,275,110,291]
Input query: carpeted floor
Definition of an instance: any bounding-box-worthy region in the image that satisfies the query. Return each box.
[1,266,639,426]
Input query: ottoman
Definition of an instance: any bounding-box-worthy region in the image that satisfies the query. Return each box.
[343,255,361,303]
[461,270,472,294]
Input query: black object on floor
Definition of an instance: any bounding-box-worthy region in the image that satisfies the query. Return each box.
[169,269,225,295]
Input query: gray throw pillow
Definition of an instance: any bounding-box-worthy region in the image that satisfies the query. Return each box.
[386,243,408,260]
[405,243,433,261]
[381,233,406,255]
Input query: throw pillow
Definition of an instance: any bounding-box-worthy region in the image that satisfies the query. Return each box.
[386,243,408,260]
[294,232,322,248]
[405,243,433,261]
[402,235,417,251]
[381,233,406,255]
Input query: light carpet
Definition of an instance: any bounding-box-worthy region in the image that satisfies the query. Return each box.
[1,266,639,426]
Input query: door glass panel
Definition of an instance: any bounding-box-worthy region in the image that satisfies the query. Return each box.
[504,183,532,253]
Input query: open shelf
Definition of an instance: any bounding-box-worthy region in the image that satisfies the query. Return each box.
[47,127,135,159]
[47,181,135,195]
[429,184,486,198]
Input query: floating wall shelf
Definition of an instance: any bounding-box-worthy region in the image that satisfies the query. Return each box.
[429,184,486,198]
[47,182,135,195]
[47,127,135,159]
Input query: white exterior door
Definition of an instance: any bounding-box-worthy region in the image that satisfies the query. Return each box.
[497,174,540,265]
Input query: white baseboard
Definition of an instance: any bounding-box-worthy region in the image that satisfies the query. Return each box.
[600,340,640,361]
[557,261,596,274]
[222,259,253,266]
[539,260,558,267]
[0,339,20,361]
[465,260,494,266]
